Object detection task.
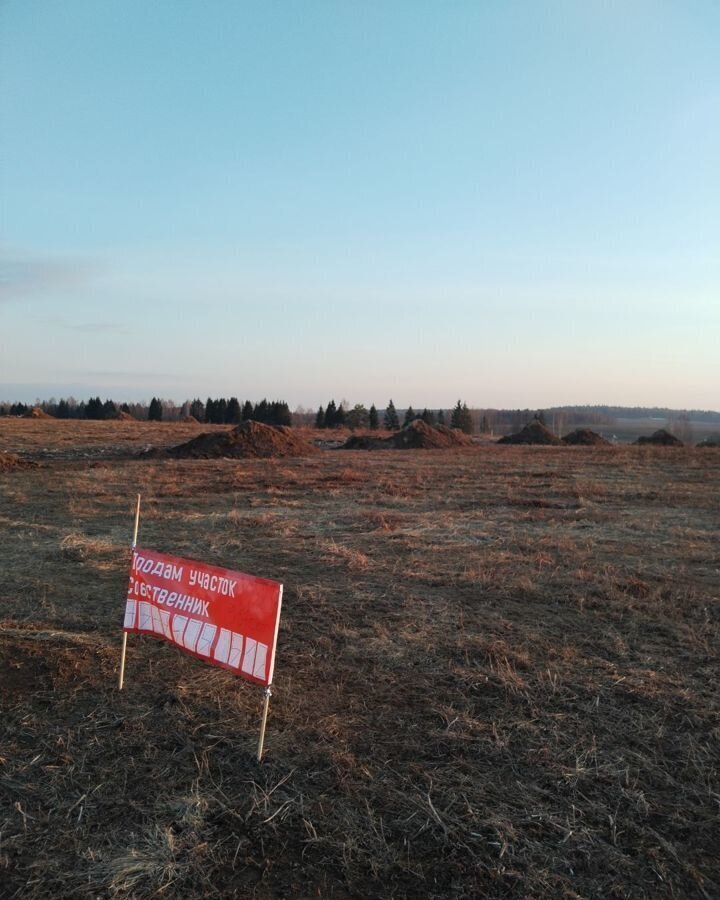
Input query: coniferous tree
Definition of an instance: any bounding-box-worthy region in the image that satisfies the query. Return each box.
[325,399,337,428]
[204,398,214,423]
[190,398,204,421]
[56,399,70,419]
[242,400,253,421]
[421,408,436,425]
[403,406,416,427]
[335,402,346,428]
[103,399,118,419]
[384,399,399,430]
[480,415,489,433]
[369,404,379,430]
[451,400,473,434]
[148,397,163,421]
[226,397,241,424]
[315,405,326,429]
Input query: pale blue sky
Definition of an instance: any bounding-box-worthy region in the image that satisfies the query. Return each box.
[1,1,718,408]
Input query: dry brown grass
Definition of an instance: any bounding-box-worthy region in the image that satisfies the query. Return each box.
[0,420,719,898]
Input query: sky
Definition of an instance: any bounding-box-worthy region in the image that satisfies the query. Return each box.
[1,0,718,410]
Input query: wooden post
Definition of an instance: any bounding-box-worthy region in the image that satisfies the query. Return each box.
[256,686,272,762]
[118,494,141,690]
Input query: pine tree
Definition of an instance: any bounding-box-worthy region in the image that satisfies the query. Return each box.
[421,408,436,425]
[226,397,241,424]
[437,409,446,426]
[403,406,416,427]
[102,399,117,420]
[204,398,214,423]
[369,404,379,430]
[190,398,204,421]
[325,399,337,428]
[148,397,163,421]
[242,400,253,421]
[451,400,473,434]
[315,405,326,429]
[335,402,346,428]
[384,399,399,430]
[56,399,69,419]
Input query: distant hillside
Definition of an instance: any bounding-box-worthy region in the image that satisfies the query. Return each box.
[545,405,720,423]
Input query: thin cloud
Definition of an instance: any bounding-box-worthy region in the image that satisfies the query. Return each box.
[0,248,97,302]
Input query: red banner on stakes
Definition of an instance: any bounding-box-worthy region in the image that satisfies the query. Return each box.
[123,547,282,687]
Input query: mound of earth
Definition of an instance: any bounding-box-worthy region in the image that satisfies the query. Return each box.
[392,420,473,449]
[117,411,134,421]
[0,453,36,471]
[635,429,683,447]
[562,428,611,446]
[181,414,200,423]
[26,407,52,419]
[164,420,317,459]
[342,434,385,450]
[498,421,561,445]
[341,421,472,451]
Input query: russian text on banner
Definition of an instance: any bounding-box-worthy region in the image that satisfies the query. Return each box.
[123,547,282,687]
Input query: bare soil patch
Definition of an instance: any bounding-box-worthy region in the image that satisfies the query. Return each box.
[161,420,318,459]
[498,420,562,445]
[636,429,684,446]
[562,428,611,446]
[343,420,472,450]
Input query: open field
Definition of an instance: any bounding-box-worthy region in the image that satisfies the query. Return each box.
[1,420,719,899]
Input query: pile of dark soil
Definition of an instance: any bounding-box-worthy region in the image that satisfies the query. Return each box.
[26,407,53,419]
[392,420,473,449]
[342,434,384,450]
[341,420,472,451]
[562,428,611,446]
[498,421,561,445]
[182,414,200,424]
[0,453,36,471]
[162,420,318,459]
[635,429,684,447]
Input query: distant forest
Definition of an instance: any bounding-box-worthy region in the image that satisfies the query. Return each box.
[1,397,718,434]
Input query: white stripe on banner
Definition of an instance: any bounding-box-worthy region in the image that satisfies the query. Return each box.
[241,638,257,676]
[229,632,244,669]
[196,623,216,657]
[123,598,136,629]
[159,609,172,640]
[253,642,267,681]
[172,614,188,645]
[150,604,164,635]
[183,618,202,653]
[138,601,153,631]
[214,628,231,664]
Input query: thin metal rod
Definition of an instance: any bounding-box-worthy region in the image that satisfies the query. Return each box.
[119,494,141,690]
[257,687,272,761]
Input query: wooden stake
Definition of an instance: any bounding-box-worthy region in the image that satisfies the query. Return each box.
[118,494,141,690]
[256,686,272,762]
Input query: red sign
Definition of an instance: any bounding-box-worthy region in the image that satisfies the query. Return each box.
[123,547,282,686]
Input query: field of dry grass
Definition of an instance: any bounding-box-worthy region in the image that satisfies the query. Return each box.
[1,420,718,898]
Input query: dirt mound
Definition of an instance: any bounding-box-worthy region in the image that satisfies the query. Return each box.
[562,428,611,446]
[498,421,561,445]
[635,429,684,447]
[342,434,385,450]
[181,414,200,423]
[0,453,36,471]
[116,411,134,421]
[165,420,317,459]
[392,420,473,449]
[26,407,52,419]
